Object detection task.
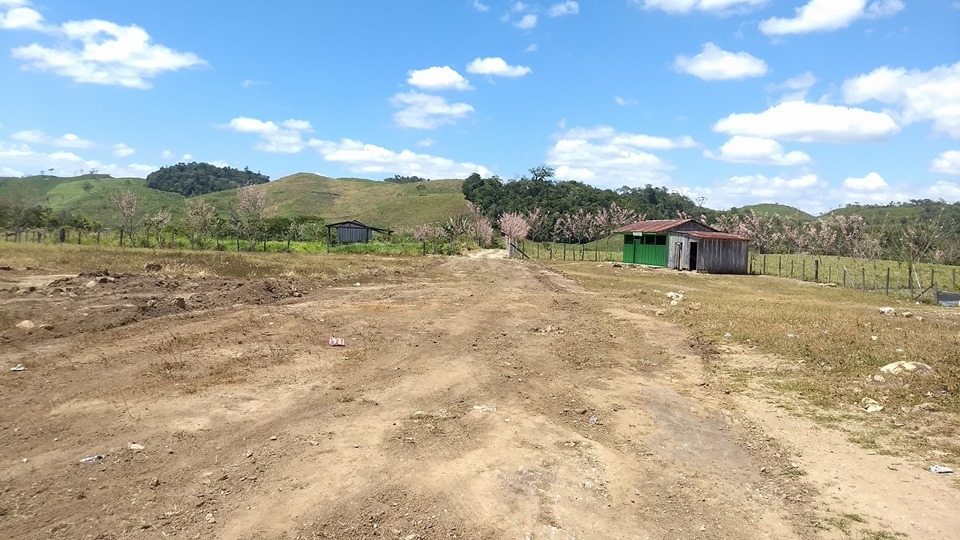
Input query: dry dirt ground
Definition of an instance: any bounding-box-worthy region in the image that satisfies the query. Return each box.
[1,257,958,540]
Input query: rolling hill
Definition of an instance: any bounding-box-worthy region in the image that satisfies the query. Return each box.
[0,173,468,229]
[732,203,815,221]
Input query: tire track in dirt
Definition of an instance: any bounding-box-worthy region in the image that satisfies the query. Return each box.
[2,257,828,539]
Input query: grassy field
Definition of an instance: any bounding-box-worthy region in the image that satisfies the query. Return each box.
[1,173,468,230]
[750,253,959,295]
[545,259,960,461]
[0,242,440,281]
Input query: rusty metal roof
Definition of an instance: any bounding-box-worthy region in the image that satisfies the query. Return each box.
[614,219,692,233]
[682,230,751,241]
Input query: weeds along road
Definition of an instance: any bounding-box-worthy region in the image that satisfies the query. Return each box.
[2,256,957,539]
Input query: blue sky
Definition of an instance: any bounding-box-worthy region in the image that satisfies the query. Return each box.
[1,0,958,214]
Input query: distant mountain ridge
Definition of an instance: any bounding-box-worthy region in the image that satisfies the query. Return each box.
[1,173,954,230]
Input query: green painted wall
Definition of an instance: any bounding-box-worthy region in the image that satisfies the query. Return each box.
[622,234,668,266]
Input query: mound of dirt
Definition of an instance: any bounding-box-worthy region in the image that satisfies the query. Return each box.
[0,270,312,345]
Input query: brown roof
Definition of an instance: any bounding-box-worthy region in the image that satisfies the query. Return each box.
[614,219,692,233]
[682,231,751,241]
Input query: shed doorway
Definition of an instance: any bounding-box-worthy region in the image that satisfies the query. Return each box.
[689,242,698,271]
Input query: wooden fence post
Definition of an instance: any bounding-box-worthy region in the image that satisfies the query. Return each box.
[931,268,936,289]
[119,227,124,247]
[778,256,782,277]
[814,259,819,282]
[802,259,806,281]
[828,266,832,284]
[791,260,795,278]
[862,268,866,291]
[843,267,847,288]
[763,255,767,275]
[908,262,913,296]
[886,268,890,295]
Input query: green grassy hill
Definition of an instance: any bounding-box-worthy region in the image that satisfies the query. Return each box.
[732,203,814,220]
[1,173,468,229]
[822,202,960,222]
[0,175,185,225]
[198,173,468,229]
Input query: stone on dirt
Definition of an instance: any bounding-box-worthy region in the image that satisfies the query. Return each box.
[84,280,98,288]
[128,443,145,452]
[879,307,896,315]
[144,262,162,272]
[15,320,35,330]
[171,297,187,310]
[860,398,884,413]
[880,361,933,375]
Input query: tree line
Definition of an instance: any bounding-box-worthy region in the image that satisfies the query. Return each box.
[461,166,704,241]
[146,162,270,196]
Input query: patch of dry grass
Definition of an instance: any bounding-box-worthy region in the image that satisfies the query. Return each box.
[0,242,440,282]
[544,260,960,462]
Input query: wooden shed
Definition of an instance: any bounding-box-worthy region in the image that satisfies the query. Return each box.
[615,219,750,274]
[325,220,391,245]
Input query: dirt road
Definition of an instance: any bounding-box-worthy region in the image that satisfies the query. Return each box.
[1,257,956,539]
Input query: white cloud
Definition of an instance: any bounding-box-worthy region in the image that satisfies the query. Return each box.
[473,0,490,12]
[545,126,697,188]
[559,126,697,150]
[548,1,579,17]
[524,43,538,52]
[389,92,474,130]
[466,57,532,78]
[714,101,900,143]
[407,66,472,91]
[767,71,817,101]
[309,138,491,179]
[514,14,538,29]
[931,150,960,175]
[673,42,768,80]
[113,143,135,157]
[720,173,825,201]
[927,181,960,199]
[614,96,637,106]
[161,150,175,160]
[181,153,194,161]
[866,0,905,18]
[417,138,435,148]
[0,140,156,178]
[0,6,44,30]
[512,2,529,12]
[11,129,95,149]
[639,0,768,15]
[705,136,812,165]
[240,79,265,88]
[842,62,960,138]
[9,16,205,89]
[759,0,903,36]
[843,171,887,191]
[226,116,314,153]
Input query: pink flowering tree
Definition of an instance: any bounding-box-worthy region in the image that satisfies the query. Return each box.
[498,212,530,257]
[466,202,495,248]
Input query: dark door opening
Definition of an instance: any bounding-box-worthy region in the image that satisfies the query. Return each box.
[674,243,682,270]
[689,242,698,271]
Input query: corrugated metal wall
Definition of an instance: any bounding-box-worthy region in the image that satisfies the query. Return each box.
[336,224,373,244]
